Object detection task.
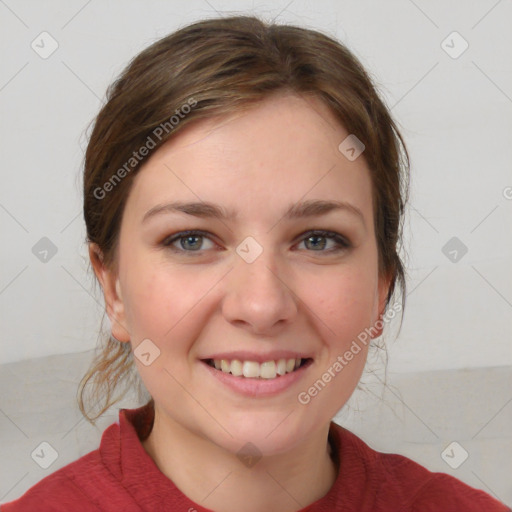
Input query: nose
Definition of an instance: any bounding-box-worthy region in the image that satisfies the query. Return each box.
[221,245,298,336]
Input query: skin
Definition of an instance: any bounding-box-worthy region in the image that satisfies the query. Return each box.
[90,92,391,512]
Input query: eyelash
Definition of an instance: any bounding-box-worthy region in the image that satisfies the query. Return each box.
[162,229,351,256]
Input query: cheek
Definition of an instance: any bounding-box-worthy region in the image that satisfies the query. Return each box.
[121,257,220,349]
[306,263,378,348]
[295,266,377,416]
[122,269,168,338]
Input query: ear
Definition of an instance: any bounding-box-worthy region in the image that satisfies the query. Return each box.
[89,243,130,343]
[371,272,394,339]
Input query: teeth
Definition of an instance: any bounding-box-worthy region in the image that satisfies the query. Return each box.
[276,358,287,376]
[260,361,276,379]
[230,359,243,377]
[242,361,260,378]
[211,358,304,378]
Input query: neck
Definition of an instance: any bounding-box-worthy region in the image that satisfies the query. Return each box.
[142,408,338,512]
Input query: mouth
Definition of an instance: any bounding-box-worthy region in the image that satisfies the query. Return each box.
[202,357,313,379]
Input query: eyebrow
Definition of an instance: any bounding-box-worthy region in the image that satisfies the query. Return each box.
[142,199,365,227]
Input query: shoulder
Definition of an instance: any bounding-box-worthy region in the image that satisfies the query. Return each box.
[410,471,510,511]
[0,450,104,511]
[331,423,510,511]
[371,449,509,511]
[1,420,133,512]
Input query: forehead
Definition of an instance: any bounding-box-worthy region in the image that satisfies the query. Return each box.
[123,93,373,228]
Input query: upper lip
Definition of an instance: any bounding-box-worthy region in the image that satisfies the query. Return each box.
[200,351,313,363]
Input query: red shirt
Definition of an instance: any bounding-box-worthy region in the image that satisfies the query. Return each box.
[2,402,509,511]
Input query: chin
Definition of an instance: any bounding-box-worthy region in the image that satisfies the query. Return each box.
[207,410,320,458]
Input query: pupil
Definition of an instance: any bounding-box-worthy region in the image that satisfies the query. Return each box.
[307,236,325,250]
[183,236,201,250]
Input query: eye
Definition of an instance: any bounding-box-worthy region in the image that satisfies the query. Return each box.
[162,230,216,254]
[295,230,351,254]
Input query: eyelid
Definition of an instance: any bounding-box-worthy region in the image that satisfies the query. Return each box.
[294,229,350,248]
[162,229,217,253]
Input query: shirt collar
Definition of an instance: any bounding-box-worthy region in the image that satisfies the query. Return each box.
[107,401,351,511]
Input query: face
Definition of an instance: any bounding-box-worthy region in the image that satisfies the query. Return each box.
[94,92,390,456]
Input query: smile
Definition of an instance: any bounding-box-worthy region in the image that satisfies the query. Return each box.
[204,358,311,379]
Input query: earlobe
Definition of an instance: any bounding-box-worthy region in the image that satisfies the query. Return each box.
[88,243,131,343]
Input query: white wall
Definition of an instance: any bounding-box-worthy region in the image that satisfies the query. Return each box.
[1,0,511,371]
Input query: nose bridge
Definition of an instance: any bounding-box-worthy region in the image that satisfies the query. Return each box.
[234,235,284,295]
[222,234,297,331]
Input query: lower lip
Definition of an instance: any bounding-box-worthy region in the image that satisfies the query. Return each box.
[200,360,313,398]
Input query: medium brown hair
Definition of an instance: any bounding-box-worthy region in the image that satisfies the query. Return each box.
[78,15,410,423]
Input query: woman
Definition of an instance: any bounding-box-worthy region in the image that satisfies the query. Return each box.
[2,15,508,512]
